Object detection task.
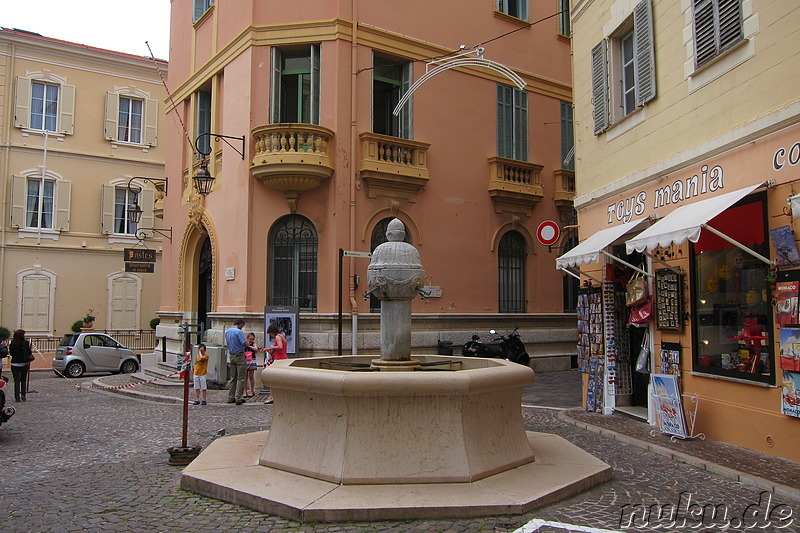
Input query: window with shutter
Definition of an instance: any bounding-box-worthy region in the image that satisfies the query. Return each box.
[560,102,574,171]
[373,54,413,139]
[194,0,213,22]
[591,41,609,134]
[692,0,743,68]
[271,45,321,125]
[497,0,529,21]
[496,84,528,161]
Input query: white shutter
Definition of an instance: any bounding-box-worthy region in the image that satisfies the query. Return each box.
[634,0,656,107]
[59,84,75,134]
[271,47,282,123]
[138,189,155,237]
[21,275,51,333]
[10,175,27,228]
[111,278,138,330]
[101,185,116,234]
[14,77,31,129]
[104,92,119,140]
[591,40,609,135]
[54,180,71,231]
[144,98,158,146]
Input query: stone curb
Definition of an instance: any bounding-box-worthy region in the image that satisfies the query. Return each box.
[90,376,181,404]
[556,409,800,504]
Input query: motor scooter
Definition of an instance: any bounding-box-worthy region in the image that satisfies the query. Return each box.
[0,376,15,427]
[461,328,530,366]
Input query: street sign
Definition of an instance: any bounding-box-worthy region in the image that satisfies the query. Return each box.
[125,262,155,273]
[342,250,372,258]
[536,220,561,246]
[124,248,156,263]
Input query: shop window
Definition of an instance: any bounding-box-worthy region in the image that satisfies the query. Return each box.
[499,231,527,313]
[270,215,318,311]
[691,194,774,384]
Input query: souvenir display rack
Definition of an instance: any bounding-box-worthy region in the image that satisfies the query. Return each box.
[577,287,603,373]
[655,268,683,331]
[650,393,706,442]
[659,342,681,375]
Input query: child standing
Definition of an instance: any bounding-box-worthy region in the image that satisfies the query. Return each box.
[243,333,260,397]
[193,343,209,405]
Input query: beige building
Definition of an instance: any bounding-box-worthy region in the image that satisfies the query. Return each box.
[566,0,800,460]
[156,0,578,369]
[0,28,167,338]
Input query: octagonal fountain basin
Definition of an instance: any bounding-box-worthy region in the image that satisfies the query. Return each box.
[181,355,611,522]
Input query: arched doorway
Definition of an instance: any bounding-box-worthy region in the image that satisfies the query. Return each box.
[498,230,527,313]
[198,237,212,330]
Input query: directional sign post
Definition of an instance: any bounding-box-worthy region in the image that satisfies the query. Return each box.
[339,249,372,356]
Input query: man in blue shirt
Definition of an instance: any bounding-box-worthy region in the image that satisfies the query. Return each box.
[225,318,247,405]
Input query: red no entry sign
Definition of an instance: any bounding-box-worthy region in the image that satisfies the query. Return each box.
[536,220,561,246]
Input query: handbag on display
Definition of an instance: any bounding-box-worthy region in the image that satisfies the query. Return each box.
[628,297,654,325]
[635,330,650,373]
[625,272,648,306]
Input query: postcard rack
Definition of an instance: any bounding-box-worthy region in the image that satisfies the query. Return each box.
[650,393,706,442]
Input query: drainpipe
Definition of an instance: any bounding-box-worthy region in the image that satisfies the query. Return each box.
[349,0,359,354]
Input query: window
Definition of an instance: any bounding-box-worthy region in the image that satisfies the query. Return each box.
[558,0,571,36]
[373,55,412,139]
[690,194,774,384]
[591,0,655,133]
[10,175,70,232]
[498,231,526,313]
[20,270,55,334]
[194,0,213,22]
[271,45,320,125]
[560,101,574,170]
[692,0,743,68]
[31,82,58,132]
[497,0,528,20]
[104,92,157,146]
[497,85,528,161]
[101,184,153,236]
[270,215,318,311]
[110,274,140,330]
[14,75,75,134]
[196,90,212,156]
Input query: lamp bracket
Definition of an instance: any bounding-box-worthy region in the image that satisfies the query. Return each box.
[137,227,173,242]
[194,133,245,160]
[127,177,168,196]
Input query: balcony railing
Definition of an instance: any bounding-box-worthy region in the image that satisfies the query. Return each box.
[359,132,430,202]
[250,124,335,212]
[553,168,576,208]
[487,156,544,216]
[29,329,158,353]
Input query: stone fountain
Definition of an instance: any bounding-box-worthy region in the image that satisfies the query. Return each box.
[181,219,610,522]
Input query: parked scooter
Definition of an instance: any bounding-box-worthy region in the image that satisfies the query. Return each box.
[461,328,530,366]
[0,376,15,427]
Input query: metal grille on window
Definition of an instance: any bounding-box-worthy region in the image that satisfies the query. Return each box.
[270,216,318,311]
[498,231,526,313]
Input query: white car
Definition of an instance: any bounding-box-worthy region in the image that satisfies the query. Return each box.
[53,333,140,378]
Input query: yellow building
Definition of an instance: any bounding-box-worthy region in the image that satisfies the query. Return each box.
[156,1,578,369]
[0,28,167,338]
[566,0,800,460]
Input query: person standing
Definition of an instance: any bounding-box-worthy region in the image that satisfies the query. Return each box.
[263,324,288,404]
[225,319,247,405]
[243,333,260,398]
[193,343,209,406]
[9,329,32,402]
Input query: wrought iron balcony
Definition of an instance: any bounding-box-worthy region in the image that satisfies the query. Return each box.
[250,124,335,213]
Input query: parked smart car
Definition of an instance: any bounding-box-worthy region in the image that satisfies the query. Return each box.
[53,332,140,378]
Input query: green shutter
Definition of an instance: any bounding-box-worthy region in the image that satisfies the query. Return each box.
[497,85,513,158]
[271,47,282,123]
[311,44,320,125]
[513,89,528,162]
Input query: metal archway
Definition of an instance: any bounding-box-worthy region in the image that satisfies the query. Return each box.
[393,46,526,116]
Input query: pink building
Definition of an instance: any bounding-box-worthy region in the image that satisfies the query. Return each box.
[158,0,576,365]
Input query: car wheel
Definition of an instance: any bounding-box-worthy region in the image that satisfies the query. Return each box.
[120,360,138,374]
[65,361,85,378]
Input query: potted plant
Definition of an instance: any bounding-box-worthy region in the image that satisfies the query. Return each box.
[81,310,96,329]
[0,326,10,341]
[149,317,161,330]
[71,320,84,333]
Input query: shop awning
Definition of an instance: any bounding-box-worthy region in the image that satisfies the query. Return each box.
[556,217,650,272]
[625,183,773,264]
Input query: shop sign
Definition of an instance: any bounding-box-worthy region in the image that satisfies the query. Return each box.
[606,164,725,224]
[124,248,156,262]
[125,262,155,273]
[773,140,800,171]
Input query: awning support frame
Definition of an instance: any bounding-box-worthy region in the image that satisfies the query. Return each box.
[642,251,683,274]
[600,250,653,278]
[701,224,775,266]
[559,266,602,284]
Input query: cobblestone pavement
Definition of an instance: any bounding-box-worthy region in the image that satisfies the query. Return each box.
[2,371,798,532]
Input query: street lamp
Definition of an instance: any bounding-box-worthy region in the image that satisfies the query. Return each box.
[126,177,168,224]
[193,133,246,195]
